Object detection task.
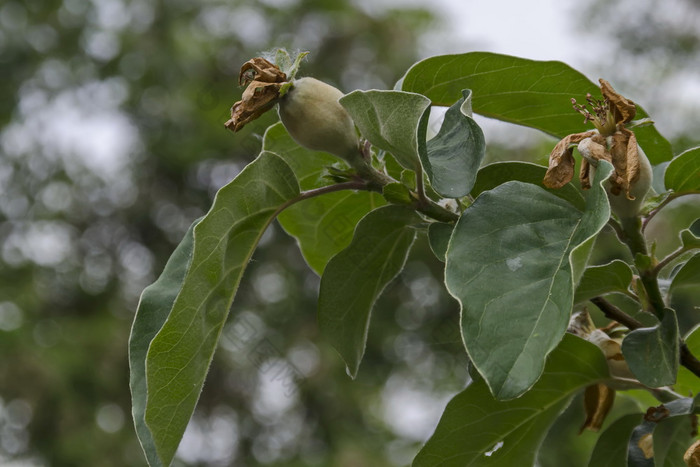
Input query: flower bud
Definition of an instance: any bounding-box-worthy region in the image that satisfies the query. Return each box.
[278,77,360,162]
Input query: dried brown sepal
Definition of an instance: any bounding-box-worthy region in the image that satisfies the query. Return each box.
[685,439,700,467]
[580,384,616,433]
[543,131,596,189]
[238,57,286,86]
[609,127,640,199]
[225,81,283,132]
[600,79,636,124]
[225,58,289,133]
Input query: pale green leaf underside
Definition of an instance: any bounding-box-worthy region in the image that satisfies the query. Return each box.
[423,89,485,198]
[664,146,700,193]
[318,205,421,377]
[445,163,612,400]
[413,335,609,466]
[575,260,634,303]
[340,90,430,170]
[622,309,679,387]
[400,52,672,164]
[142,152,300,466]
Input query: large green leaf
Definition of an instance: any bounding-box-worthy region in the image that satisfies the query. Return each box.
[664,146,700,193]
[472,161,585,210]
[422,89,485,198]
[413,334,609,466]
[587,414,644,467]
[445,162,613,399]
[627,397,696,467]
[318,205,421,377]
[340,90,430,170]
[140,152,300,466]
[575,260,634,303]
[622,310,680,387]
[263,122,386,275]
[129,221,198,467]
[400,52,672,164]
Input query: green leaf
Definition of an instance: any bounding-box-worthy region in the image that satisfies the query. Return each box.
[627,397,696,467]
[264,122,386,275]
[423,89,485,198]
[129,221,198,467]
[677,327,700,398]
[681,228,700,249]
[445,162,613,399]
[382,182,414,205]
[664,146,700,193]
[277,192,385,275]
[262,122,338,190]
[670,253,700,293]
[472,161,585,210]
[413,334,609,466]
[428,222,454,262]
[622,309,680,387]
[340,90,430,170]
[575,260,634,303]
[142,152,300,466]
[587,414,644,467]
[400,52,672,164]
[318,205,421,377]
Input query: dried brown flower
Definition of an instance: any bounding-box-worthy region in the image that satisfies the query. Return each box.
[225,58,287,132]
[543,79,649,205]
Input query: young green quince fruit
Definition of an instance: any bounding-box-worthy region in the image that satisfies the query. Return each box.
[278,77,360,162]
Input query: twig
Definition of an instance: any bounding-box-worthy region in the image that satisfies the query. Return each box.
[590,297,643,330]
[652,244,690,277]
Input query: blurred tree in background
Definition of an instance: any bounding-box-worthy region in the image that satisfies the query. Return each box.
[1,0,698,465]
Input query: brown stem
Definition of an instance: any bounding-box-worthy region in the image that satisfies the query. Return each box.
[590,297,643,330]
[591,296,700,380]
[680,344,700,381]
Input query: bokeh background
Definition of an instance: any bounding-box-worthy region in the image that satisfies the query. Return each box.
[1,0,699,465]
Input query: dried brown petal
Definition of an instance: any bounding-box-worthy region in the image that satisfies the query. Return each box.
[543,131,596,189]
[684,439,700,467]
[238,57,286,85]
[609,127,640,199]
[580,384,616,433]
[600,79,636,124]
[225,80,282,132]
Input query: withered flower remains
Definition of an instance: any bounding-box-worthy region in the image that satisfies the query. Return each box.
[543,79,652,217]
[225,57,287,132]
